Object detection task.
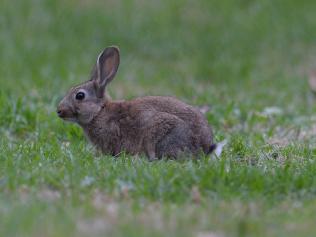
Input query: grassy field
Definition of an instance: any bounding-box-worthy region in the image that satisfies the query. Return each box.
[1,0,316,236]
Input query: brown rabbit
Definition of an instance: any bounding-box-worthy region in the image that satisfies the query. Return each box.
[57,46,216,160]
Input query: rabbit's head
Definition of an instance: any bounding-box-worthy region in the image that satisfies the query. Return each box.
[57,46,120,124]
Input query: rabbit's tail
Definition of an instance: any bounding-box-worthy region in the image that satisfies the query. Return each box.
[209,139,227,157]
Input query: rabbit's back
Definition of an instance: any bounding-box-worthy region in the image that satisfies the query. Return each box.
[130,96,214,155]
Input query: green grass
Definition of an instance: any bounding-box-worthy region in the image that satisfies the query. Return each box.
[1,0,316,236]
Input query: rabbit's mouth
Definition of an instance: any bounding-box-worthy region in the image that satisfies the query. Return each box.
[60,116,78,122]
[57,109,78,122]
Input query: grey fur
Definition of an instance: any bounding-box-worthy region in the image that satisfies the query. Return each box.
[57,46,215,160]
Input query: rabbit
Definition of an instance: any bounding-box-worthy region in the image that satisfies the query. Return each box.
[57,46,216,160]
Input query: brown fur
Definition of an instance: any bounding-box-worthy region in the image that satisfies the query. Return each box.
[57,46,215,160]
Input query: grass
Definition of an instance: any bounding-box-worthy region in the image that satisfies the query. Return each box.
[1,0,316,236]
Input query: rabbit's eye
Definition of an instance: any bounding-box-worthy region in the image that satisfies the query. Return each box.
[75,91,85,100]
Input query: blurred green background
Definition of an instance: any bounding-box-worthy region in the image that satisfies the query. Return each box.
[2,0,316,108]
[1,0,316,236]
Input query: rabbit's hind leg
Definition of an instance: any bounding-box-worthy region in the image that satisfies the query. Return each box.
[142,112,185,160]
[156,122,193,159]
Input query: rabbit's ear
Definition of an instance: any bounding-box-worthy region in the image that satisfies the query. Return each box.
[94,46,120,97]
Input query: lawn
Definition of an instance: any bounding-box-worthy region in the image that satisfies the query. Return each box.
[1,0,316,236]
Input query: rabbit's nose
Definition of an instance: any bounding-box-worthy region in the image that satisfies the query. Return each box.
[57,108,65,118]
